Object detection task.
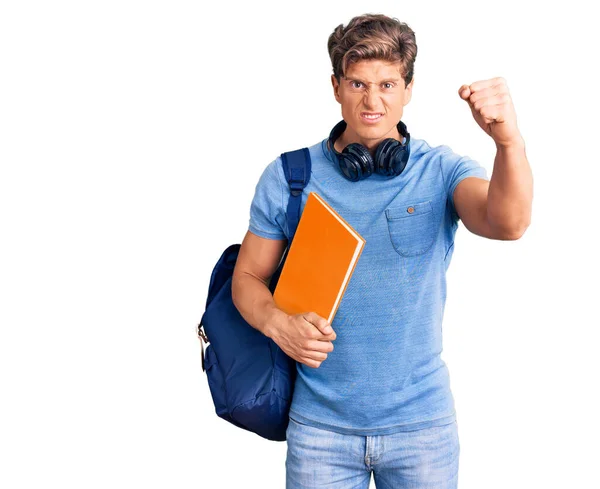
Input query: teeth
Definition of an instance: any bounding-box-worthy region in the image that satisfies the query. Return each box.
[363,114,382,119]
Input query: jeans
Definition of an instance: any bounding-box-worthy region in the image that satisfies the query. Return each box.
[285,416,460,488]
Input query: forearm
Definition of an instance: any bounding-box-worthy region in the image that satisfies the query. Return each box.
[231,273,288,339]
[487,137,533,238]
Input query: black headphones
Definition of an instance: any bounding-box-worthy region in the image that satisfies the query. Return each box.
[327,119,411,182]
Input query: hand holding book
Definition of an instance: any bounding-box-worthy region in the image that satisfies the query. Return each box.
[267,311,337,369]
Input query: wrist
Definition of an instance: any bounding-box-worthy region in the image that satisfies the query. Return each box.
[495,136,525,151]
[261,303,288,339]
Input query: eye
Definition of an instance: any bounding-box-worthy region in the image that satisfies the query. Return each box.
[383,82,394,89]
[351,81,364,89]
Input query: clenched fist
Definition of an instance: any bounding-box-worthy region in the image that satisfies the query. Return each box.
[459,76,524,148]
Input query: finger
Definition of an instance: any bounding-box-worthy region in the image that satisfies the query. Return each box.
[307,339,334,353]
[468,86,501,105]
[478,104,505,123]
[298,351,326,367]
[469,76,507,93]
[472,94,506,111]
[304,359,323,369]
[304,351,328,362]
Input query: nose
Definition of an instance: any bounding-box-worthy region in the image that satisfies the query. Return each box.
[363,89,379,110]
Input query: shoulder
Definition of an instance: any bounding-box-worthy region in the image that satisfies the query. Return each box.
[415,138,485,179]
[256,155,285,188]
[412,137,456,160]
[394,136,449,176]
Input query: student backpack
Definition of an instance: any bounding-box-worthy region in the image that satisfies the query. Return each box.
[197,148,311,441]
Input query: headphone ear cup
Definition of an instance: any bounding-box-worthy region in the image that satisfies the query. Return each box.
[339,143,375,181]
[374,139,408,176]
[387,141,410,176]
[374,138,399,175]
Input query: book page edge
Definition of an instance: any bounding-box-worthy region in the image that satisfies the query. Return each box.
[327,238,366,324]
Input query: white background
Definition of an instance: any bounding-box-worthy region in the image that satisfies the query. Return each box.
[1,0,598,488]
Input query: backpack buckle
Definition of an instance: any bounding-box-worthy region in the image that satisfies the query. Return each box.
[289,180,304,197]
[198,323,209,372]
[198,323,209,343]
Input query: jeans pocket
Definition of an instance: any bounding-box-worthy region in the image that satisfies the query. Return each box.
[385,199,437,256]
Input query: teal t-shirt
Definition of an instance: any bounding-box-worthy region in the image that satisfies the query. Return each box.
[248,134,488,436]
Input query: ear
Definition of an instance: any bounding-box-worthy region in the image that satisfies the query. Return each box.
[404,77,414,106]
[331,74,341,104]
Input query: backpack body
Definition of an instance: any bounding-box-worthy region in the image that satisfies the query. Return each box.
[198,148,311,441]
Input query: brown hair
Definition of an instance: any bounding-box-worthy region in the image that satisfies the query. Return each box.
[327,13,418,88]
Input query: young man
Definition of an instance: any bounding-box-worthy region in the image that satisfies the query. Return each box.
[231,13,532,489]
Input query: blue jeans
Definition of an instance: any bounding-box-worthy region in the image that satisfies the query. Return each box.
[285,417,460,488]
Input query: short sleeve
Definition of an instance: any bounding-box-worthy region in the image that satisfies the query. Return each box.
[439,146,489,221]
[248,158,288,240]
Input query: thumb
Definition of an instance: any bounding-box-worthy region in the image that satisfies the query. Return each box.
[320,321,334,335]
[458,84,471,102]
[303,312,334,335]
[316,315,334,335]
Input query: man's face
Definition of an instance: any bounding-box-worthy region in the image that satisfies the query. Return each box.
[331,59,413,149]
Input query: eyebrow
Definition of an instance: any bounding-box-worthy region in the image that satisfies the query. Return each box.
[345,77,401,84]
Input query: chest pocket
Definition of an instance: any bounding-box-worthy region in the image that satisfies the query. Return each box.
[385,200,437,256]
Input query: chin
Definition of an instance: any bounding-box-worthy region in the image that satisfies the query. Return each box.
[357,124,385,137]
[361,119,400,135]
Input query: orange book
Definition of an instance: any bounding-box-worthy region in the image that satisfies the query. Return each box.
[273,192,366,324]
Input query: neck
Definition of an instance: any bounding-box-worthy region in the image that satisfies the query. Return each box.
[335,125,402,157]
